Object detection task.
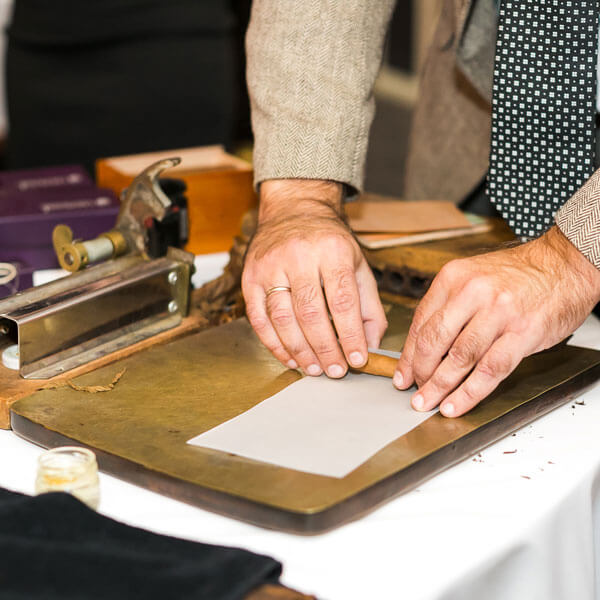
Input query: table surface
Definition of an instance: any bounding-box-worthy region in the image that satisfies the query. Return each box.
[2,255,600,600]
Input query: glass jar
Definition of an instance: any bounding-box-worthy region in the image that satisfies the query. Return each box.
[35,446,100,510]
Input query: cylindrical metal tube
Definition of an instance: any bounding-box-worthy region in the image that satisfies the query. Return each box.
[82,237,114,264]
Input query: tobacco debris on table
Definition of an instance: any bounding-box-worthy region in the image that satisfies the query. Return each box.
[42,368,127,394]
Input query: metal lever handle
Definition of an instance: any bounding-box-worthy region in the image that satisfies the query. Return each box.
[52,157,181,272]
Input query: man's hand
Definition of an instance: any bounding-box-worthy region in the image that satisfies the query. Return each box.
[242,179,387,377]
[394,226,600,417]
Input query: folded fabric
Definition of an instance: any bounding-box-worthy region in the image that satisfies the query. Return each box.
[0,487,281,599]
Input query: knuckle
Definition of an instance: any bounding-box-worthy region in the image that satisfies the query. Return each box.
[247,311,270,333]
[480,348,514,378]
[430,312,451,342]
[405,323,420,345]
[245,303,268,328]
[464,276,491,298]
[309,335,337,355]
[415,319,447,355]
[329,291,356,314]
[439,259,461,281]
[269,307,295,329]
[341,327,363,343]
[325,233,355,252]
[294,282,319,307]
[414,374,426,389]
[412,303,428,327]
[414,334,431,357]
[339,329,363,349]
[294,347,318,364]
[293,283,321,323]
[412,362,428,385]
[460,381,480,404]
[286,340,305,357]
[430,369,454,392]
[448,337,479,369]
[314,345,340,360]
[512,317,533,336]
[241,267,255,288]
[495,290,514,309]
[327,267,357,315]
[296,304,322,325]
[331,265,355,284]
[269,344,287,358]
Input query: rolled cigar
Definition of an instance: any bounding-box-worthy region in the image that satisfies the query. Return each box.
[352,352,397,378]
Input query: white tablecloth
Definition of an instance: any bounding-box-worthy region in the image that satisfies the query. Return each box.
[1,256,600,600]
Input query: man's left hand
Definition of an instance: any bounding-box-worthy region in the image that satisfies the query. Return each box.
[394,226,600,417]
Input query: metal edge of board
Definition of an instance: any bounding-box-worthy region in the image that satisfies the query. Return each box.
[10,361,600,535]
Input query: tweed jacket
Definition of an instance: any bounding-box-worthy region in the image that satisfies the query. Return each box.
[246,0,600,269]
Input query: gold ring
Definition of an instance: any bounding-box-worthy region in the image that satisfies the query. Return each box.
[265,286,292,298]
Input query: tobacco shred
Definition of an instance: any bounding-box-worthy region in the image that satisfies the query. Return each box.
[42,368,127,394]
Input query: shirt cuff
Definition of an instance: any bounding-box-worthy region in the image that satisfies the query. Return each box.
[555,170,600,269]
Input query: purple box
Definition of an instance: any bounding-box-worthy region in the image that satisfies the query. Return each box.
[0,166,120,297]
[0,165,93,195]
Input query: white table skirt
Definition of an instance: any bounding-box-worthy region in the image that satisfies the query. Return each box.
[1,256,600,600]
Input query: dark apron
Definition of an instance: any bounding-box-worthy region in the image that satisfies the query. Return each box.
[6,0,237,173]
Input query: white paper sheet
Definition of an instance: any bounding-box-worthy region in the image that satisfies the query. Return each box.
[187,370,436,478]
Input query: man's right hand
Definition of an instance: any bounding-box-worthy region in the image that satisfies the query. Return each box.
[242,179,387,378]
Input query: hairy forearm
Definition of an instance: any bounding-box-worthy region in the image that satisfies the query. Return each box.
[258,179,344,223]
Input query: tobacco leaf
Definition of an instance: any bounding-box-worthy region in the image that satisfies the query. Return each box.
[42,368,127,394]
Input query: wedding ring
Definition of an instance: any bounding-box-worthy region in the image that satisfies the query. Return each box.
[265,286,292,298]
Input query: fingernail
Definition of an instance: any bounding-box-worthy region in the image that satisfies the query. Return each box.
[349,352,364,367]
[442,403,455,417]
[287,359,298,369]
[327,364,345,378]
[393,371,404,388]
[412,393,424,410]
[306,364,322,376]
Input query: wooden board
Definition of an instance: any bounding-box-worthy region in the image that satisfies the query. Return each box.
[0,289,214,429]
[365,218,516,297]
[10,306,600,534]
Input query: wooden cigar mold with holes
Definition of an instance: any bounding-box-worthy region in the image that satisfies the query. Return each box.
[2,168,600,534]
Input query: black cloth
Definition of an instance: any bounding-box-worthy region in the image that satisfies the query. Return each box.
[6,0,239,173]
[0,486,281,599]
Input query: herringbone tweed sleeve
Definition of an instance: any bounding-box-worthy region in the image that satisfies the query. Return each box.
[555,170,600,269]
[246,0,396,192]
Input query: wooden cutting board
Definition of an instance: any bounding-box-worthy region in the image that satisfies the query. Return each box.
[0,290,216,429]
[11,306,600,534]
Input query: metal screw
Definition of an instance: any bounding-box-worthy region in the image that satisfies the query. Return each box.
[168,271,178,285]
[168,300,178,314]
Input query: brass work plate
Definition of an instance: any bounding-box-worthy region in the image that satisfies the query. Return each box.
[10,305,600,533]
